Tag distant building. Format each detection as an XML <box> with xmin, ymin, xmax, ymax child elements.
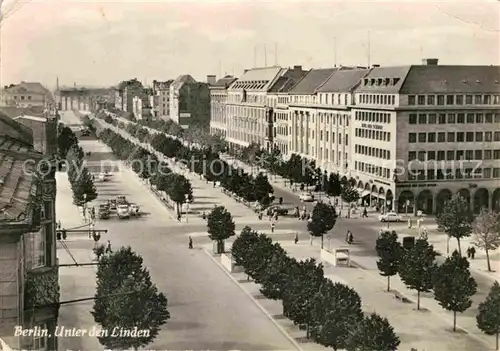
<box><xmin>0</xmin><ymin>113</ymin><xmax>59</xmax><ymax>351</ymax></box>
<box><xmin>0</xmin><ymin>82</ymin><xmax>54</xmax><ymax>109</ymax></box>
<box><xmin>113</xmin><ymin>79</ymin><xmax>144</xmax><ymax>113</ymax></box>
<box><xmin>209</xmin><ymin>75</ymin><xmax>237</xmax><ymax>138</ymax></box>
<box><xmin>152</xmin><ymin>80</ymin><xmax>174</xmax><ymax>119</ymax></box>
<box><xmin>132</xmin><ymin>88</ymin><xmax>153</xmax><ymax>120</ymax></box>
<box><xmin>169</xmin><ymin>75</ymin><xmax>211</xmax><ymax>129</ymax></box>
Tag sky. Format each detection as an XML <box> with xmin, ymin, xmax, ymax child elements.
<box><xmin>0</xmin><ymin>0</ymin><xmax>498</xmax><ymax>89</ymax></box>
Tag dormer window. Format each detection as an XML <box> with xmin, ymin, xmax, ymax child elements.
<box><xmin>377</xmin><ymin>78</ymin><xmax>383</xmax><ymax>86</ymax></box>
<box><xmin>384</xmin><ymin>78</ymin><xmax>390</xmax><ymax>85</ymax></box>
<box><xmin>393</xmin><ymin>78</ymin><xmax>400</xmax><ymax>85</ymax></box>
<box><xmin>363</xmin><ymin>78</ymin><xmax>369</xmax><ymax>85</ymax></box>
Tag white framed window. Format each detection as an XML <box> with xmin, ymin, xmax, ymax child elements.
<box><xmin>31</xmin><ymin>323</ymin><xmax>47</xmax><ymax>350</ymax></box>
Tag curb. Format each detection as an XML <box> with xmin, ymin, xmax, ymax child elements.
<box><xmin>202</xmin><ymin>249</ymin><xmax>304</xmax><ymax>351</ymax></box>
<box><xmin>349</xmin><ymin>257</ymin><xmax>492</xmax><ymax>349</ymax></box>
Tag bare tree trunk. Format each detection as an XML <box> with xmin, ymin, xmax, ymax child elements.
<box><xmin>457</xmin><ymin>238</ymin><xmax>462</xmax><ymax>256</ymax></box>
<box><xmin>387</xmin><ymin>276</ymin><xmax>390</xmax><ymax>292</ymax></box>
<box><xmin>486</xmin><ymin>249</ymin><xmax>491</xmax><ymax>272</ymax></box>
<box><xmin>417</xmin><ymin>290</ymin><xmax>420</xmax><ymax>310</ymax></box>
<box><xmin>495</xmin><ymin>331</ymin><xmax>498</xmax><ymax>351</ymax></box>
<box><xmin>321</xmin><ymin>235</ymin><xmax>324</xmax><ymax>249</ymax></box>
<box><xmin>453</xmin><ymin>311</ymin><xmax>457</xmax><ymax>332</ymax></box>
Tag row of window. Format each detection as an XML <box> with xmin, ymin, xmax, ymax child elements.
<box><xmin>310</xmin><ymin>130</ymin><xmax>348</xmax><ymax>145</ymax></box>
<box><xmin>407</xmin><ymin>168</ymin><xmax>500</xmax><ymax>181</ymax></box>
<box><xmin>409</xmin><ymin>131</ymin><xmax>500</xmax><ymax>144</ymax></box>
<box><xmin>358</xmin><ymin>94</ymin><xmax>396</xmax><ymax>105</ymax></box>
<box><xmin>355</xmin><ymin>111</ymin><xmax>392</xmax><ymax>123</ymax></box>
<box><xmin>293</xmin><ymin>111</ymin><xmax>350</xmax><ymax>126</ymax></box>
<box><xmin>12</xmin><ymin>95</ymin><xmax>33</xmax><ymax>100</ymax></box>
<box><xmin>408</xmin><ymin>94</ymin><xmax>500</xmax><ymax>106</ymax></box>
<box><xmin>408</xmin><ymin>149</ymin><xmax>500</xmax><ymax>162</ymax></box>
<box><xmin>355</xmin><ymin>144</ymin><xmax>391</xmax><ymax>160</ymax></box>
<box><xmin>355</xmin><ymin>161</ymin><xmax>392</xmax><ymax>179</ymax></box>
<box><xmin>355</xmin><ymin>128</ymin><xmax>391</xmax><ymax>142</ymax></box>
<box><xmin>409</xmin><ymin>112</ymin><xmax>500</xmax><ymax>125</ymax></box>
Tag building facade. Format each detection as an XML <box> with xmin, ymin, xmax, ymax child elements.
<box><xmin>209</xmin><ymin>75</ymin><xmax>237</xmax><ymax>138</ymax></box>
<box><xmin>13</xmin><ymin>114</ymin><xmax>58</xmax><ymax>157</ymax></box>
<box><xmin>152</xmin><ymin>80</ymin><xmax>174</xmax><ymax>119</ymax></box>
<box><xmin>223</xmin><ymin>66</ymin><xmax>285</xmax><ymax>150</ymax></box>
<box><xmin>350</xmin><ymin>60</ymin><xmax>500</xmax><ymax>214</ymax></box>
<box><xmin>169</xmin><ymin>75</ymin><xmax>211</xmax><ymax>129</ymax></box>
<box><xmin>267</xmin><ymin>66</ymin><xmax>309</xmax><ymax>156</ymax></box>
<box><xmin>0</xmin><ymin>113</ymin><xmax>59</xmax><ymax>350</ymax></box>
<box><xmin>113</xmin><ymin>79</ymin><xmax>144</xmax><ymax>114</ymax></box>
<box><xmin>0</xmin><ymin>82</ymin><xmax>54</xmax><ymax>109</ymax></box>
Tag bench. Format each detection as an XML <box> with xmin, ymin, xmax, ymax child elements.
<box><xmin>394</xmin><ymin>291</ymin><xmax>411</xmax><ymax>303</ymax></box>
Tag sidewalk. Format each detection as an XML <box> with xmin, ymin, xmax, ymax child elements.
<box><xmin>56</xmin><ymin>172</ymin><xmax>102</xmax><ymax>351</ymax></box>
<box><xmin>399</xmin><ymin>223</ymin><xmax>500</xmax><ymax>282</ymax></box>
<box><xmin>205</xmin><ymin>235</ymin><xmax>492</xmax><ymax>351</ymax></box>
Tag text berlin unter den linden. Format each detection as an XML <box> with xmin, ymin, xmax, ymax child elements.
<box><xmin>14</xmin><ymin>325</ymin><xmax>150</xmax><ymax>338</ymax></box>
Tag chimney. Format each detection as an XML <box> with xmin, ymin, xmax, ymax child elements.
<box><xmin>372</xmin><ymin>64</ymin><xmax>380</xmax><ymax>68</ymax></box>
<box><xmin>293</xmin><ymin>65</ymin><xmax>302</xmax><ymax>71</ymax></box>
<box><xmin>422</xmin><ymin>58</ymin><xmax>439</xmax><ymax>66</ymax></box>
<box><xmin>207</xmin><ymin>75</ymin><xmax>216</xmax><ymax>85</ymax></box>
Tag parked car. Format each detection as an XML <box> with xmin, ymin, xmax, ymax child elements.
<box><xmin>299</xmin><ymin>192</ymin><xmax>315</xmax><ymax>202</ymax></box>
<box><xmin>378</xmin><ymin>212</ymin><xmax>402</xmax><ymax>222</ymax></box>
<box><xmin>266</xmin><ymin>205</ymin><xmax>289</xmax><ymax>216</ymax></box>
<box><xmin>98</xmin><ymin>206</ymin><xmax>110</xmax><ymax>219</ymax></box>
<box><xmin>81</xmin><ymin>129</ymin><xmax>90</xmax><ymax>136</ymax></box>
<box><xmin>117</xmin><ymin>204</ymin><xmax>130</xmax><ymax>219</ymax></box>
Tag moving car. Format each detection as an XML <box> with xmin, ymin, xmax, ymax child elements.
<box><xmin>116</xmin><ymin>195</ymin><xmax>127</xmax><ymax>205</ymax></box>
<box><xmin>108</xmin><ymin>199</ymin><xmax>117</xmax><ymax>210</ymax></box>
<box><xmin>129</xmin><ymin>203</ymin><xmax>140</xmax><ymax>216</ymax></box>
<box><xmin>299</xmin><ymin>192</ymin><xmax>315</xmax><ymax>202</ymax></box>
<box><xmin>378</xmin><ymin>212</ymin><xmax>402</xmax><ymax>222</ymax></box>
<box><xmin>117</xmin><ymin>204</ymin><xmax>130</xmax><ymax>219</ymax></box>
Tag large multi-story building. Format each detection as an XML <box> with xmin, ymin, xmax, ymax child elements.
<box><xmin>132</xmin><ymin>88</ymin><xmax>153</xmax><ymax>120</ymax></box>
<box><xmin>113</xmin><ymin>79</ymin><xmax>144</xmax><ymax>114</ymax></box>
<box><xmin>0</xmin><ymin>113</ymin><xmax>59</xmax><ymax>350</ymax></box>
<box><xmin>348</xmin><ymin>59</ymin><xmax>500</xmax><ymax>214</ymax></box>
<box><xmin>13</xmin><ymin>113</ymin><xmax>58</xmax><ymax>157</ymax></box>
<box><xmin>288</xmin><ymin>68</ymin><xmax>338</xmax><ymax>158</ymax></box>
<box><xmin>0</xmin><ymin>82</ymin><xmax>54</xmax><ymax>109</ymax></box>
<box><xmin>152</xmin><ymin>80</ymin><xmax>174</xmax><ymax>118</ymax></box>
<box><xmin>266</xmin><ymin>66</ymin><xmax>308</xmax><ymax>156</ymax></box>
<box><xmin>169</xmin><ymin>75</ymin><xmax>211</xmax><ymax>129</ymax></box>
<box><xmin>209</xmin><ymin>75</ymin><xmax>237</xmax><ymax>138</ymax></box>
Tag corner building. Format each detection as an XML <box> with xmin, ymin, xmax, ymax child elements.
<box><xmin>351</xmin><ymin>59</ymin><xmax>500</xmax><ymax>214</ymax></box>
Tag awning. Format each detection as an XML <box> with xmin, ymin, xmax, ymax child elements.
<box><xmin>359</xmin><ymin>190</ymin><xmax>371</xmax><ymax>198</ymax></box>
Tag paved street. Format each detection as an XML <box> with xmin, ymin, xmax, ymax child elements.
<box><xmin>57</xmin><ymin>111</ymin><xmax>300</xmax><ymax>350</ymax></box>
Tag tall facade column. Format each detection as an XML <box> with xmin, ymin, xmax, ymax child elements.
<box><xmin>432</xmin><ymin>193</ymin><xmax>437</xmax><ymax>214</ymax></box>
<box><xmin>489</xmin><ymin>192</ymin><xmax>494</xmax><ymax>212</ymax></box>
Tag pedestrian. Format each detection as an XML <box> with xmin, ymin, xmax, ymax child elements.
<box><xmin>271</xmin><ymin>222</ymin><xmax>275</xmax><ymax>233</ymax></box>
<box><xmin>363</xmin><ymin>207</ymin><xmax>368</xmax><ymax>218</ymax></box>
<box><xmin>347</xmin><ymin>231</ymin><xmax>354</xmax><ymax>245</ymax></box>
<box><xmin>469</xmin><ymin>246</ymin><xmax>476</xmax><ymax>259</ymax></box>
<box><xmin>202</xmin><ymin>211</ymin><xmax>206</xmax><ymax>220</ymax></box>
<box><xmin>188</xmin><ymin>236</ymin><xmax>193</xmax><ymax>249</ymax></box>
<box><xmin>177</xmin><ymin>212</ymin><xmax>181</xmax><ymax>222</ymax></box>
<box><xmin>57</xmin><ymin>220</ymin><xmax>61</xmax><ymax>229</ymax></box>
<box><xmin>338</xmin><ymin>210</ymin><xmax>342</xmax><ymax>219</ymax></box>
<box><xmin>258</xmin><ymin>212</ymin><xmax>263</xmax><ymax>220</ymax></box>
<box><xmin>105</xmin><ymin>240</ymin><xmax>112</xmax><ymax>253</ymax></box>
<box><xmin>294</xmin><ymin>232</ymin><xmax>299</xmax><ymax>244</ymax></box>
<box><xmin>279</xmin><ymin>197</ymin><xmax>283</xmax><ymax>205</ymax></box>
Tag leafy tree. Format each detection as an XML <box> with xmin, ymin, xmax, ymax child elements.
<box><xmin>433</xmin><ymin>250</ymin><xmax>477</xmax><ymax>331</ymax></box>
<box><xmin>246</xmin><ymin>236</ymin><xmax>285</xmax><ymax>283</ymax></box>
<box><xmin>57</xmin><ymin>126</ymin><xmax>78</xmax><ymax>159</ymax></box>
<box><xmin>472</xmin><ymin>209</ymin><xmax>500</xmax><ymax>272</ymax></box>
<box><xmin>398</xmin><ymin>239</ymin><xmax>438</xmax><ymax>309</ymax></box>
<box><xmin>259</xmin><ymin>253</ymin><xmax>296</xmax><ymax>300</ymax></box>
<box><xmin>476</xmin><ymin>281</ymin><xmax>500</xmax><ymax>350</ymax></box>
<box><xmin>375</xmin><ymin>230</ymin><xmax>403</xmax><ymax>292</ymax></box>
<box><xmin>252</xmin><ymin>173</ymin><xmax>274</xmax><ymax>205</ymax></box>
<box><xmin>346</xmin><ymin>313</ymin><xmax>400</xmax><ymax>351</ymax></box>
<box><xmin>326</xmin><ymin>173</ymin><xmax>342</xmax><ymax>197</ymax></box>
<box><xmin>307</xmin><ymin>202</ymin><xmax>337</xmax><ymax>248</ymax></box>
<box><xmin>104</xmin><ymin>115</ymin><xmax>114</xmax><ymax>124</ymax></box>
<box><xmin>166</xmin><ymin>174</ymin><xmax>193</xmax><ymax>216</ymax></box>
<box><xmin>282</xmin><ymin>258</ymin><xmax>324</xmax><ymax>338</ymax></box>
<box><xmin>341</xmin><ymin>185</ymin><xmax>360</xmax><ymax>213</ymax></box>
<box><xmin>231</xmin><ymin>226</ymin><xmax>260</xmax><ymax>278</ymax></box>
<box><xmin>92</xmin><ymin>247</ymin><xmax>169</xmax><ymax>350</ymax></box>
<box><xmin>436</xmin><ymin>194</ymin><xmax>473</xmax><ymax>256</ymax></box>
<box><xmin>311</xmin><ymin>280</ymin><xmax>363</xmax><ymax>350</ymax></box>
<box><xmin>207</xmin><ymin>206</ymin><xmax>235</xmax><ymax>253</ymax></box>
<box><xmin>71</xmin><ymin>167</ymin><xmax>98</xmax><ymax>206</ymax></box>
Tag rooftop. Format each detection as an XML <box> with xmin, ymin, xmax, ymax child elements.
<box><xmin>229</xmin><ymin>66</ymin><xmax>283</xmax><ymax>91</ymax></box>
<box><xmin>289</xmin><ymin>68</ymin><xmax>338</xmax><ymax>94</ymax></box>
<box><xmin>173</xmin><ymin>75</ymin><xmax>197</xmax><ymax>89</ymax></box>
<box><xmin>317</xmin><ymin>68</ymin><xmax>371</xmax><ymax>93</ymax></box>
<box><xmin>14</xmin><ymin>115</ymin><xmax>48</xmax><ymax>123</ymax></box>
<box><xmin>4</xmin><ymin>82</ymin><xmax>48</xmax><ymax>95</ymax></box>
<box><xmin>268</xmin><ymin>66</ymin><xmax>308</xmax><ymax>93</ymax></box>
<box><xmin>212</xmin><ymin>75</ymin><xmax>238</xmax><ymax>89</ymax></box>
<box><xmin>0</xmin><ymin>106</ymin><xmax>46</xmax><ymax>119</ymax></box>
<box><xmin>0</xmin><ymin>113</ymin><xmax>38</xmax><ymax>223</ymax></box>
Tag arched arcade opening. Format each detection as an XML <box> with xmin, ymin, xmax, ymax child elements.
<box><xmin>416</xmin><ymin>190</ymin><xmax>433</xmax><ymax>215</ymax></box>
<box><xmin>398</xmin><ymin>190</ymin><xmax>414</xmax><ymax>214</ymax></box>
<box><xmin>473</xmin><ymin>188</ymin><xmax>489</xmax><ymax>214</ymax></box>
<box><xmin>436</xmin><ymin>189</ymin><xmax>452</xmax><ymax>213</ymax></box>
<box><xmin>493</xmin><ymin>189</ymin><xmax>500</xmax><ymax>213</ymax></box>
